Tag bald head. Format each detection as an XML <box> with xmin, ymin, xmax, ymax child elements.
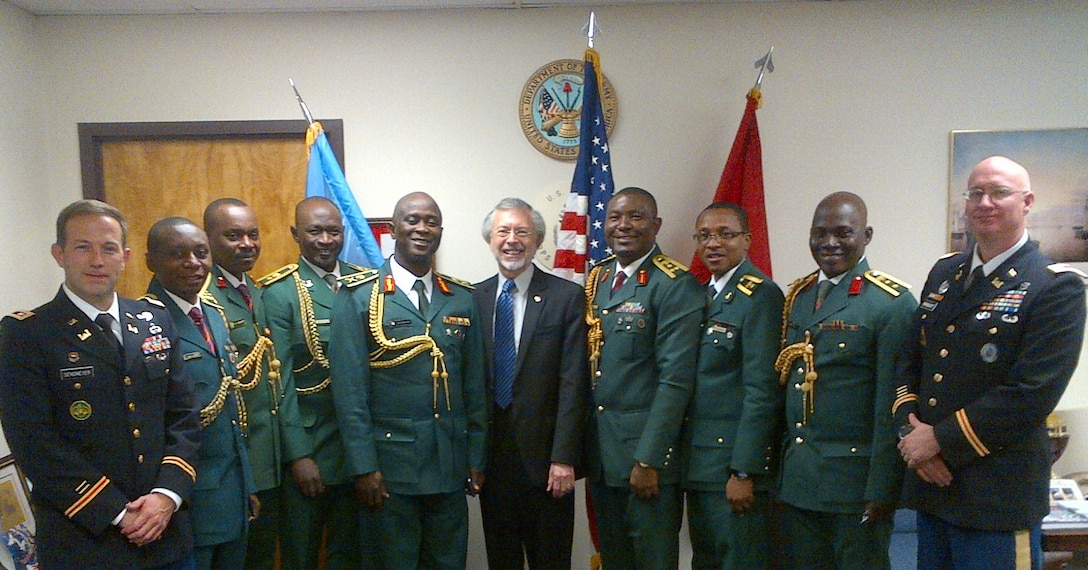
<box><xmin>809</xmin><ymin>192</ymin><xmax>872</xmax><ymax>278</ymax></box>
<box><xmin>965</xmin><ymin>155</ymin><xmax>1034</xmax><ymax>259</ymax></box>
<box><xmin>292</xmin><ymin>197</ymin><xmax>344</xmax><ymax>272</ymax></box>
<box><xmin>392</xmin><ymin>192</ymin><xmax>443</xmax><ymax>276</ymax></box>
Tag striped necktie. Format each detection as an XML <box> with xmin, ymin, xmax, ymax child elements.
<box><xmin>493</xmin><ymin>279</ymin><xmax>516</xmax><ymax>409</ymax></box>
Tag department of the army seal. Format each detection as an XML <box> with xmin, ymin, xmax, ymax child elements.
<box><xmin>519</xmin><ymin>59</ymin><xmax>618</xmax><ymax>161</ymax></box>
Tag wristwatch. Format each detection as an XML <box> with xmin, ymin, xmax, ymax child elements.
<box><xmin>637</xmin><ymin>461</ymin><xmax>651</xmax><ymax>469</ymax></box>
<box><xmin>731</xmin><ymin>471</ymin><xmax>752</xmax><ymax>481</ymax></box>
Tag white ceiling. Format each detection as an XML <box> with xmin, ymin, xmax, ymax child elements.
<box><xmin>7</xmin><ymin>0</ymin><xmax>813</xmax><ymax>16</ymax></box>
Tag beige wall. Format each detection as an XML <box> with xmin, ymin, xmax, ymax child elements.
<box><xmin>4</xmin><ymin>0</ymin><xmax>1088</xmax><ymax>563</ymax></box>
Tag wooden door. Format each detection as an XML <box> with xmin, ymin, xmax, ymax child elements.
<box><xmin>79</xmin><ymin>121</ymin><xmax>344</xmax><ymax>298</ymax></box>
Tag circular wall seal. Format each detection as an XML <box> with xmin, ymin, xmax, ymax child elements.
<box><xmin>519</xmin><ymin>59</ymin><xmax>618</xmax><ymax>161</ymax></box>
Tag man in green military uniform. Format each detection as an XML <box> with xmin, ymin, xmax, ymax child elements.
<box><xmin>201</xmin><ymin>198</ymin><xmax>283</xmax><ymax>570</ymax></box>
<box><xmin>260</xmin><ymin>197</ymin><xmax>365</xmax><ymax>569</ymax></box>
<box><xmin>144</xmin><ymin>217</ymin><xmax>257</xmax><ymax>569</ymax></box>
<box><xmin>681</xmin><ymin>202</ymin><xmax>783</xmax><ymax>570</ymax></box>
<box><xmin>585</xmin><ymin>187</ymin><xmax>703</xmax><ymax>569</ymax></box>
<box><xmin>329</xmin><ymin>191</ymin><xmax>487</xmax><ymax>570</ymax></box>
<box><xmin>776</xmin><ymin>192</ymin><xmax>916</xmax><ymax>569</ymax></box>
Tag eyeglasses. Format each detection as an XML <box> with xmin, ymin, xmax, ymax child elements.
<box><xmin>962</xmin><ymin>186</ymin><xmax>1026</xmax><ymax>203</ymax></box>
<box><xmin>493</xmin><ymin>228</ymin><xmax>534</xmax><ymax>239</ymax></box>
<box><xmin>693</xmin><ymin>230</ymin><xmax>749</xmax><ymax>243</ymax></box>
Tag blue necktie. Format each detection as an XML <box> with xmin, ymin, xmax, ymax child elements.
<box><xmin>493</xmin><ymin>279</ymin><xmax>516</xmax><ymax>409</ymax></box>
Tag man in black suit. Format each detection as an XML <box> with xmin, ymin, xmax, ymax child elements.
<box><xmin>0</xmin><ymin>200</ymin><xmax>201</xmax><ymax>569</ymax></box>
<box><xmin>473</xmin><ymin>198</ymin><xmax>590</xmax><ymax>570</ymax></box>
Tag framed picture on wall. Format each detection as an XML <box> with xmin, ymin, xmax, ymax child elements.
<box><xmin>369</xmin><ymin>218</ymin><xmax>395</xmax><ymax>261</ymax></box>
<box><xmin>948</xmin><ymin>128</ymin><xmax>1088</xmax><ymax>264</ymax></box>
<box><xmin>0</xmin><ymin>459</ymin><xmax>35</xmax><ymax>570</ymax></box>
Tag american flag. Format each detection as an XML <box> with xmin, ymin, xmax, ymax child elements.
<box><xmin>552</xmin><ymin>48</ymin><xmax>614</xmax><ymax>284</ymax></box>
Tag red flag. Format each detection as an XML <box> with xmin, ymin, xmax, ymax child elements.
<box><xmin>690</xmin><ymin>88</ymin><xmax>772</xmax><ymax>282</ymax></box>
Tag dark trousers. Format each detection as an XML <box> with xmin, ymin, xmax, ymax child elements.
<box><xmin>686</xmin><ymin>488</ymin><xmax>772</xmax><ymax>570</ymax></box>
<box><xmin>194</xmin><ymin>534</ymin><xmax>247</xmax><ymax>570</ymax></box>
<box><xmin>480</xmin><ymin>406</ymin><xmax>575</xmax><ymax>570</ymax></box>
<box><xmin>244</xmin><ymin>486</ymin><xmax>281</xmax><ymax>570</ymax></box>
<box><xmin>374</xmin><ymin>491</ymin><xmax>468</xmax><ymax>570</ymax></box>
<box><xmin>916</xmin><ymin>511</ymin><xmax>1042</xmax><ymax>570</ymax></box>
<box><xmin>280</xmin><ymin>479</ymin><xmax>360</xmax><ymax>570</ymax></box>
<box><xmin>588</xmin><ymin>478</ymin><xmax>683</xmax><ymax>570</ymax></box>
<box><xmin>781</xmin><ymin>504</ymin><xmax>892</xmax><ymax>570</ymax></box>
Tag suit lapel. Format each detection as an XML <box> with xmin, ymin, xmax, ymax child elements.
<box><xmin>297</xmin><ymin>261</ymin><xmax>335</xmax><ymax>313</ymax></box>
<box><xmin>428</xmin><ymin>274</ymin><xmax>450</xmax><ymax>323</ymax></box>
<box><xmin>118</xmin><ymin>299</ymin><xmax>145</xmax><ymax>370</ymax></box>
<box><xmin>796</xmin><ymin>261</ymin><xmax>867</xmax><ymax>330</ymax></box>
<box><xmin>514</xmin><ymin>270</ymin><xmax>547</xmax><ymax>375</ymax></box>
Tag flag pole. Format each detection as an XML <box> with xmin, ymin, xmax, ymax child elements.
<box><xmin>289</xmin><ymin>78</ymin><xmax>316</xmax><ymax>126</ymax></box>
<box><xmin>752</xmin><ymin>46</ymin><xmax>775</xmax><ymax>91</ymax></box>
<box><xmin>581</xmin><ymin>11</ymin><xmax>599</xmax><ymax>49</ymax></box>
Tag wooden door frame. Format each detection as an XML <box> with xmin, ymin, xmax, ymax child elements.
<box><xmin>78</xmin><ymin>119</ymin><xmax>345</xmax><ymax>200</ymax></box>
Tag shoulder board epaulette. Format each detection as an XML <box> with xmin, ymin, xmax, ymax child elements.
<box><xmin>138</xmin><ymin>294</ymin><xmax>165</xmax><ymax>308</ymax></box>
<box><xmin>652</xmin><ymin>254</ymin><xmax>689</xmax><ymax>279</ymax></box>
<box><xmin>340</xmin><ymin>269</ymin><xmax>380</xmax><ymax>289</ymax></box>
<box><xmin>6</xmin><ymin>310</ymin><xmax>34</xmax><ymax>321</ymax></box>
<box><xmin>198</xmin><ymin>290</ymin><xmax>225</xmax><ymax>310</ymax></box>
<box><xmin>1048</xmin><ymin>263</ymin><xmax>1088</xmax><ymax>279</ymax></box>
<box><xmin>343</xmin><ymin>262</ymin><xmax>371</xmax><ymax>274</ymax></box>
<box><xmin>257</xmin><ymin>264</ymin><xmax>299</xmax><ymax>287</ymax></box>
<box><xmin>864</xmin><ymin>270</ymin><xmax>911</xmax><ymax>297</ymax></box>
<box><xmin>736</xmin><ymin>274</ymin><xmax>764</xmax><ymax>297</ymax></box>
<box><xmin>939</xmin><ymin>251</ymin><xmax>960</xmax><ymax>260</ymax></box>
<box><xmin>591</xmin><ymin>254</ymin><xmax>616</xmax><ymax>269</ymax></box>
<box><xmin>435</xmin><ymin>272</ymin><xmax>475</xmax><ymax>290</ymax></box>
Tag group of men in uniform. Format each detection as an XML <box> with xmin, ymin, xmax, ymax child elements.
<box><xmin>0</xmin><ymin>154</ymin><xmax>1083</xmax><ymax>570</ymax></box>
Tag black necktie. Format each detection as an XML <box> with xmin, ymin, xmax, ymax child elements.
<box><xmin>95</xmin><ymin>313</ymin><xmax>123</xmax><ymax>358</ymax></box>
<box><xmin>707</xmin><ymin>284</ymin><xmax>717</xmax><ymax>308</ymax></box>
<box><xmin>966</xmin><ymin>266</ymin><xmax>986</xmax><ymax>290</ymax></box>
<box><xmin>413</xmin><ymin>280</ymin><xmax>429</xmax><ymax>317</ymax></box>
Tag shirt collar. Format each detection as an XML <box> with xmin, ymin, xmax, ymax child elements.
<box><xmin>498</xmin><ymin>263</ymin><xmax>535</xmax><ymax>296</ymax></box>
<box><xmin>162</xmin><ymin>288</ymin><xmax>201</xmax><ymax>316</ymax></box>
<box><xmin>971</xmin><ymin>231</ymin><xmax>1029</xmax><ymax>277</ymax></box>
<box><xmin>708</xmin><ymin>260</ymin><xmax>744</xmax><ymax>295</ymax></box>
<box><xmin>390</xmin><ymin>255</ymin><xmax>433</xmax><ymax>295</ymax></box>
<box><xmin>62</xmin><ymin>284</ymin><xmax>119</xmax><ymax>323</ymax></box>
<box><xmin>615</xmin><ymin>247</ymin><xmax>657</xmax><ymax>277</ymax></box>
<box><xmin>217</xmin><ymin>265</ymin><xmax>245</xmax><ymax>288</ymax></box>
<box><xmin>301</xmin><ymin>257</ymin><xmax>340</xmax><ymax>280</ymax></box>
<box><xmin>819</xmin><ymin>255</ymin><xmax>867</xmax><ymax>285</ymax></box>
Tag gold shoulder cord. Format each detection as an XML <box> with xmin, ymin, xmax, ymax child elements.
<box><xmin>775</xmin><ymin>273</ymin><xmax>819</xmax><ymax>425</ymax></box>
<box><xmin>199</xmin><ymin>345</ymin><xmax>247</xmax><ymax>433</ymax></box>
<box><xmin>200</xmin><ymin>292</ymin><xmax>282</xmax><ymax>396</ymax></box>
<box><xmin>294</xmin><ymin>272</ymin><xmax>331</xmax><ymax>395</ymax></box>
<box><xmin>585</xmin><ymin>264</ymin><xmax>604</xmax><ymax>388</ymax></box>
<box><xmin>366</xmin><ymin>280</ymin><xmax>451</xmax><ymax>410</ymax></box>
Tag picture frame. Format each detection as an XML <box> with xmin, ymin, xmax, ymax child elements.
<box><xmin>0</xmin><ymin>459</ymin><xmax>35</xmax><ymax>570</ymax></box>
<box><xmin>948</xmin><ymin>128</ymin><xmax>1088</xmax><ymax>265</ymax></box>
<box><xmin>368</xmin><ymin>218</ymin><xmax>395</xmax><ymax>260</ymax></box>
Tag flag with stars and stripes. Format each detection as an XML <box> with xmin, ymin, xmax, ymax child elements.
<box><xmin>552</xmin><ymin>47</ymin><xmax>615</xmax><ymax>284</ymax></box>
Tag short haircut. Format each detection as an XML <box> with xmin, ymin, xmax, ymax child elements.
<box><xmin>203</xmin><ymin>197</ymin><xmax>250</xmax><ymax>229</ymax></box>
<box><xmin>481</xmin><ymin>197</ymin><xmax>546</xmax><ymax>243</ymax></box>
<box><xmin>56</xmin><ymin>200</ymin><xmax>128</xmax><ymax>248</ymax></box>
<box><xmin>700</xmin><ymin>201</ymin><xmax>750</xmax><ymax>233</ymax></box>
<box><xmin>611</xmin><ymin>186</ymin><xmax>658</xmax><ymax>217</ymax></box>
<box><xmin>147</xmin><ymin>217</ymin><xmax>199</xmax><ymax>252</ymax></box>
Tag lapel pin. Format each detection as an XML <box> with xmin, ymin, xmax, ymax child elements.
<box><xmin>77</xmin><ymin>329</ymin><xmax>92</xmax><ymax>341</ymax></box>
<box><xmin>534</xmin><ymin>295</ymin><xmax>542</xmax><ymax>303</ymax></box>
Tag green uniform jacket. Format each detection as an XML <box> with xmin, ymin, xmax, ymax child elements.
<box><xmin>328</xmin><ymin>261</ymin><xmax>488</xmax><ymax>495</ymax></box>
<box><xmin>147</xmin><ymin>281</ymin><xmax>255</xmax><ymax>548</ymax></box>
<box><xmin>262</xmin><ymin>259</ymin><xmax>363</xmax><ymax>486</ymax></box>
<box><xmin>682</xmin><ymin>259</ymin><xmax>784</xmax><ymax>491</ymax></box>
<box><xmin>203</xmin><ymin>265</ymin><xmax>283</xmax><ymax>492</ymax></box>
<box><xmin>586</xmin><ymin>248</ymin><xmax>703</xmax><ymax>488</ymax></box>
<box><xmin>778</xmin><ymin>260</ymin><xmax>916</xmax><ymax>513</ymax></box>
